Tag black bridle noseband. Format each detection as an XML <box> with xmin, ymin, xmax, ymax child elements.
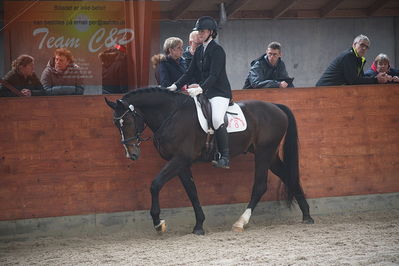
<box><xmin>113</xmin><ymin>105</ymin><xmax>150</xmax><ymax>148</ymax></box>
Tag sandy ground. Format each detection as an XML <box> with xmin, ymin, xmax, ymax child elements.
<box><xmin>1</xmin><ymin>210</ymin><xmax>398</xmax><ymax>266</ymax></box>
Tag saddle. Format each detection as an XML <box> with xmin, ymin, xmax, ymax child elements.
<box><xmin>197</xmin><ymin>94</ymin><xmax>234</xmax><ymax>159</ymax></box>
<box><xmin>197</xmin><ymin>94</ymin><xmax>233</xmax><ymax>130</ymax></box>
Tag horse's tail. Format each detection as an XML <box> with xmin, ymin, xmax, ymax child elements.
<box><xmin>274</xmin><ymin>103</ymin><xmax>302</xmax><ymax>206</ymax></box>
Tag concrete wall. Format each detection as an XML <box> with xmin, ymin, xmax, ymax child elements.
<box><xmin>159</xmin><ymin>17</ymin><xmax>398</xmax><ymax>89</ymax></box>
<box><xmin>1</xmin><ymin>17</ymin><xmax>398</xmax><ymax>91</ymax></box>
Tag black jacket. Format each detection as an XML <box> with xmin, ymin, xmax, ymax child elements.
<box><xmin>316</xmin><ymin>48</ymin><xmax>377</xmax><ymax>86</ymax></box>
<box><xmin>182</xmin><ymin>46</ymin><xmax>193</xmax><ymax>70</ymax></box>
<box><xmin>243</xmin><ymin>55</ymin><xmax>293</xmax><ymax>89</ymax></box>
<box><xmin>0</xmin><ymin>69</ymin><xmax>44</xmax><ymax>97</ymax></box>
<box><xmin>175</xmin><ymin>39</ymin><xmax>232</xmax><ymax>99</ymax></box>
<box><xmin>41</xmin><ymin>58</ymin><xmax>84</xmax><ymax>95</ymax></box>
<box><xmin>159</xmin><ymin>55</ymin><xmax>186</xmax><ymax>89</ymax></box>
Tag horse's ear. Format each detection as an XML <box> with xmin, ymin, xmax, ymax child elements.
<box><xmin>104</xmin><ymin>97</ymin><xmax>116</xmax><ymax>110</ymax></box>
<box><xmin>116</xmin><ymin>99</ymin><xmax>129</xmax><ymax>109</ymax></box>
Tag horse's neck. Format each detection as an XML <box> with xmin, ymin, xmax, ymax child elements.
<box><xmin>127</xmin><ymin>92</ymin><xmax>181</xmax><ymax>132</ymax></box>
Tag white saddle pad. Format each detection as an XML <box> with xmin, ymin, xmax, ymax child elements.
<box><xmin>193</xmin><ymin>96</ymin><xmax>247</xmax><ymax>134</ymax></box>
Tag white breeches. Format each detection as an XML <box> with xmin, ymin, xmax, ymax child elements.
<box><xmin>209</xmin><ymin>96</ymin><xmax>230</xmax><ymax>130</ymax></box>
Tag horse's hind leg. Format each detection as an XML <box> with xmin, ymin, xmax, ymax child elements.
<box><xmin>270</xmin><ymin>157</ymin><xmax>314</xmax><ymax>224</ymax></box>
<box><xmin>232</xmin><ymin>147</ymin><xmax>274</xmax><ymax>232</ymax></box>
<box><xmin>178</xmin><ymin>167</ymin><xmax>205</xmax><ymax>235</ymax></box>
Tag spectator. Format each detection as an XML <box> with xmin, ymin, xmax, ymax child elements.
<box><xmin>41</xmin><ymin>48</ymin><xmax>84</xmax><ymax>95</ymax></box>
<box><xmin>0</xmin><ymin>54</ymin><xmax>44</xmax><ymax>97</ymax></box>
<box><xmin>158</xmin><ymin>37</ymin><xmax>187</xmax><ymax>89</ymax></box>
<box><xmin>182</xmin><ymin>30</ymin><xmax>201</xmax><ymax>69</ymax></box>
<box><xmin>316</xmin><ymin>34</ymin><xmax>388</xmax><ymax>86</ymax></box>
<box><xmin>364</xmin><ymin>53</ymin><xmax>399</xmax><ymax>83</ymax></box>
<box><xmin>99</xmin><ymin>44</ymin><xmax>129</xmax><ymax>94</ymax></box>
<box><xmin>243</xmin><ymin>41</ymin><xmax>294</xmax><ymax>89</ymax></box>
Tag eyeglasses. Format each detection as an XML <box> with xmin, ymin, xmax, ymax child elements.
<box><xmin>358</xmin><ymin>43</ymin><xmax>369</xmax><ymax>50</ymax></box>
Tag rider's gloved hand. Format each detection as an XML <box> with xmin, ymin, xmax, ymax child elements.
<box><xmin>187</xmin><ymin>86</ymin><xmax>203</xmax><ymax>97</ymax></box>
<box><xmin>166</xmin><ymin>84</ymin><xmax>177</xmax><ymax>91</ymax></box>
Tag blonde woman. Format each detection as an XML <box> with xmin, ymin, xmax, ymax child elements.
<box><xmin>158</xmin><ymin>37</ymin><xmax>187</xmax><ymax>89</ymax></box>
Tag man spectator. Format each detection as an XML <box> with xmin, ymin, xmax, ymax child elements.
<box><xmin>316</xmin><ymin>34</ymin><xmax>388</xmax><ymax>86</ymax></box>
<box><xmin>243</xmin><ymin>41</ymin><xmax>294</xmax><ymax>89</ymax></box>
<box><xmin>182</xmin><ymin>30</ymin><xmax>201</xmax><ymax>69</ymax></box>
<box><xmin>41</xmin><ymin>48</ymin><xmax>84</xmax><ymax>95</ymax></box>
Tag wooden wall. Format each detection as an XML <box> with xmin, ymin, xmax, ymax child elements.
<box><xmin>0</xmin><ymin>84</ymin><xmax>398</xmax><ymax>221</ymax></box>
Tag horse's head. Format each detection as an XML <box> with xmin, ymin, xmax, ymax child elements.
<box><xmin>105</xmin><ymin>97</ymin><xmax>146</xmax><ymax>161</ymax></box>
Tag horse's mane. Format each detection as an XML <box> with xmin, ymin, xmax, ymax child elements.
<box><xmin>122</xmin><ymin>86</ymin><xmax>191</xmax><ymax>104</ymax></box>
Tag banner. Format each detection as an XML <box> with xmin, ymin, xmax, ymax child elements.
<box><xmin>4</xmin><ymin>1</ymin><xmax>159</xmax><ymax>93</ymax></box>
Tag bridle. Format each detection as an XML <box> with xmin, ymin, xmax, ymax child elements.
<box><xmin>113</xmin><ymin>104</ymin><xmax>151</xmax><ymax>148</ymax></box>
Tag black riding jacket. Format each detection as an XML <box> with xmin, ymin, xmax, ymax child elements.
<box><xmin>175</xmin><ymin>39</ymin><xmax>232</xmax><ymax>99</ymax></box>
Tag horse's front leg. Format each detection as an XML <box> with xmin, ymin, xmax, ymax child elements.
<box><xmin>150</xmin><ymin>157</ymin><xmax>185</xmax><ymax>233</ymax></box>
<box><xmin>178</xmin><ymin>167</ymin><xmax>205</xmax><ymax>235</ymax></box>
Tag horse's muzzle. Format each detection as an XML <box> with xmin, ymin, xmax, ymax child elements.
<box><xmin>129</xmin><ymin>153</ymin><xmax>139</xmax><ymax>160</ymax></box>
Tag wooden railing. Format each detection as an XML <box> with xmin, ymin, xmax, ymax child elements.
<box><xmin>0</xmin><ymin>84</ymin><xmax>398</xmax><ymax>221</ymax></box>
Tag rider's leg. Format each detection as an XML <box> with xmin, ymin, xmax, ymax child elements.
<box><xmin>209</xmin><ymin>96</ymin><xmax>230</xmax><ymax>169</ymax></box>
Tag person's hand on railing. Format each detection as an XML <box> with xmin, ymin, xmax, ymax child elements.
<box><xmin>166</xmin><ymin>84</ymin><xmax>177</xmax><ymax>91</ymax></box>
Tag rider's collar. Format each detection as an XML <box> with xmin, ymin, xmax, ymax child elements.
<box><xmin>203</xmin><ymin>38</ymin><xmax>212</xmax><ymax>52</ymax></box>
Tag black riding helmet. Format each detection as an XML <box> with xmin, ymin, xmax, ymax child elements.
<box><xmin>193</xmin><ymin>16</ymin><xmax>218</xmax><ymax>38</ymax></box>
<box><xmin>193</xmin><ymin>16</ymin><xmax>217</xmax><ymax>31</ymax></box>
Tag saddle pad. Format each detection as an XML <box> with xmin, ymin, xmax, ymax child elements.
<box><xmin>193</xmin><ymin>96</ymin><xmax>247</xmax><ymax>134</ymax></box>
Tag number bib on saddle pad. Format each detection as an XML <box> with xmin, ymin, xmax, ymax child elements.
<box><xmin>193</xmin><ymin>96</ymin><xmax>247</xmax><ymax>134</ymax></box>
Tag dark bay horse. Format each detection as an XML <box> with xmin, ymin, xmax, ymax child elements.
<box><xmin>105</xmin><ymin>86</ymin><xmax>314</xmax><ymax>235</ymax></box>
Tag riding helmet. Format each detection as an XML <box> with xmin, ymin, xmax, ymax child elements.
<box><xmin>193</xmin><ymin>16</ymin><xmax>218</xmax><ymax>31</ymax></box>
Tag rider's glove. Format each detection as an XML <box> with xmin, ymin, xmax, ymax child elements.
<box><xmin>187</xmin><ymin>86</ymin><xmax>203</xmax><ymax>97</ymax></box>
<box><xmin>166</xmin><ymin>84</ymin><xmax>177</xmax><ymax>91</ymax></box>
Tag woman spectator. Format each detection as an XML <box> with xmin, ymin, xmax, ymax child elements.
<box><xmin>158</xmin><ymin>37</ymin><xmax>187</xmax><ymax>90</ymax></box>
<box><xmin>40</xmin><ymin>48</ymin><xmax>84</xmax><ymax>95</ymax></box>
<box><xmin>0</xmin><ymin>55</ymin><xmax>44</xmax><ymax>97</ymax></box>
<box><xmin>364</xmin><ymin>53</ymin><xmax>399</xmax><ymax>83</ymax></box>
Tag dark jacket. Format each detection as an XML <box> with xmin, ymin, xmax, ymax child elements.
<box><xmin>243</xmin><ymin>55</ymin><xmax>293</xmax><ymax>89</ymax></box>
<box><xmin>364</xmin><ymin>62</ymin><xmax>399</xmax><ymax>80</ymax></box>
<box><xmin>316</xmin><ymin>48</ymin><xmax>377</xmax><ymax>86</ymax></box>
<box><xmin>159</xmin><ymin>55</ymin><xmax>186</xmax><ymax>89</ymax></box>
<box><xmin>99</xmin><ymin>48</ymin><xmax>128</xmax><ymax>94</ymax></box>
<box><xmin>175</xmin><ymin>39</ymin><xmax>232</xmax><ymax>99</ymax></box>
<box><xmin>0</xmin><ymin>69</ymin><xmax>44</xmax><ymax>97</ymax></box>
<box><xmin>182</xmin><ymin>46</ymin><xmax>193</xmax><ymax>70</ymax></box>
<box><xmin>40</xmin><ymin>58</ymin><xmax>84</xmax><ymax>95</ymax></box>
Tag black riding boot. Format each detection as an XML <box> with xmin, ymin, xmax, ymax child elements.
<box><xmin>212</xmin><ymin>125</ymin><xmax>230</xmax><ymax>169</ymax></box>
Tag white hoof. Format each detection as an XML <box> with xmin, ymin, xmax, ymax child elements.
<box><xmin>155</xmin><ymin>220</ymin><xmax>166</xmax><ymax>233</ymax></box>
<box><xmin>232</xmin><ymin>224</ymin><xmax>244</xmax><ymax>232</ymax></box>
<box><xmin>232</xmin><ymin>208</ymin><xmax>251</xmax><ymax>233</ymax></box>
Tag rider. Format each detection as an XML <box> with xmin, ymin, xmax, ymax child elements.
<box><xmin>167</xmin><ymin>16</ymin><xmax>232</xmax><ymax>169</ymax></box>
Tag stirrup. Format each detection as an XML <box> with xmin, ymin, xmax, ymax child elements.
<box><xmin>212</xmin><ymin>157</ymin><xmax>230</xmax><ymax>169</ymax></box>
